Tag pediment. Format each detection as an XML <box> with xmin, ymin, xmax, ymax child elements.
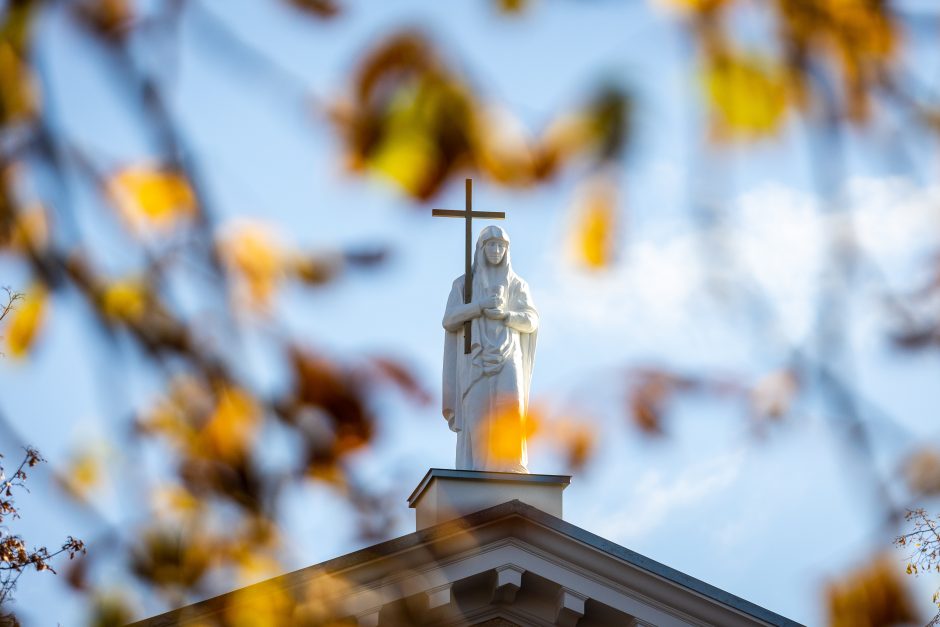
<box><xmin>133</xmin><ymin>500</ymin><xmax>801</xmax><ymax>626</ymax></box>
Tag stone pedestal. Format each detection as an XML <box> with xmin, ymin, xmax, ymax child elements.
<box><xmin>408</xmin><ymin>468</ymin><xmax>570</xmax><ymax>530</ymax></box>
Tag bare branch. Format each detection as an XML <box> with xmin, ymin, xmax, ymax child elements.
<box><xmin>0</xmin><ymin>288</ymin><xmax>22</xmax><ymax>324</ymax></box>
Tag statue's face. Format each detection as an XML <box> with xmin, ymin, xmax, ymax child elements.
<box><xmin>483</xmin><ymin>239</ymin><xmax>507</xmax><ymax>265</ymax></box>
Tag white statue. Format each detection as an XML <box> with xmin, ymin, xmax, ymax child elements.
<box><xmin>442</xmin><ymin>225</ymin><xmax>538</xmax><ymax>473</ymax></box>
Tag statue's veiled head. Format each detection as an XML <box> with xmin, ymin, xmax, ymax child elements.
<box><xmin>476</xmin><ymin>225</ymin><xmax>510</xmax><ymax>267</ymax></box>
<box><xmin>484</xmin><ymin>239</ymin><xmax>507</xmax><ymax>265</ymax></box>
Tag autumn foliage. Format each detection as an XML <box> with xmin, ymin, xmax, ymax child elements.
<box><xmin>0</xmin><ymin>447</ymin><xmax>85</xmax><ymax>610</ymax></box>
<box><xmin>0</xmin><ymin>0</ymin><xmax>938</xmax><ymax>625</ymax></box>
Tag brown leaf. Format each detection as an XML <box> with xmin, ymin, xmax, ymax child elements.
<box><xmin>367</xmin><ymin>356</ymin><xmax>432</xmax><ymax>405</ymax></box>
<box><xmin>494</xmin><ymin>0</ymin><xmax>529</xmax><ymax>14</ymax></box>
<box><xmin>284</xmin><ymin>0</ymin><xmax>341</xmax><ymax>19</ymax></box>
<box><xmin>74</xmin><ymin>0</ymin><xmax>134</xmax><ymax>42</ymax></box>
<box><xmin>776</xmin><ymin>0</ymin><xmax>896</xmax><ymax>124</ymax></box>
<box><xmin>536</xmin><ymin>85</ymin><xmax>630</xmax><ymax>177</ymax></box>
<box><xmin>904</xmin><ymin>449</ymin><xmax>940</xmax><ymax>496</ymax></box>
<box><xmin>750</xmin><ymin>369</ymin><xmax>800</xmax><ymax>421</ymax></box>
<box><xmin>290</xmin><ymin>253</ymin><xmax>341</xmax><ymax>286</ymax></box>
<box><xmin>826</xmin><ymin>554</ymin><xmax>919</xmax><ymax>627</ymax></box>
<box><xmin>627</xmin><ymin>369</ymin><xmax>698</xmax><ymax>436</ymax></box>
<box><xmin>0</xmin><ymin>42</ymin><xmax>38</xmax><ymax>125</ymax></box>
<box><xmin>286</xmin><ymin>348</ymin><xmax>374</xmax><ymax>469</ymax></box>
<box><xmin>130</xmin><ymin>527</ymin><xmax>211</xmax><ymax>589</ymax></box>
<box><xmin>557</xmin><ymin>419</ymin><xmax>595</xmax><ymax>473</ymax></box>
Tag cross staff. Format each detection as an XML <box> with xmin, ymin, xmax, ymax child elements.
<box><xmin>432</xmin><ymin>178</ymin><xmax>505</xmax><ymax>354</ymax></box>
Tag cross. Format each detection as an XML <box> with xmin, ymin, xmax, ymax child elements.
<box><xmin>432</xmin><ymin>178</ymin><xmax>505</xmax><ymax>354</ymax></box>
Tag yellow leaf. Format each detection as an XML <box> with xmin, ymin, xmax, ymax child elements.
<box><xmin>571</xmin><ymin>176</ymin><xmax>618</xmax><ymax>269</ymax></box>
<box><xmin>101</xmin><ymin>279</ymin><xmax>148</xmax><ymax>323</ymax></box>
<box><xmin>151</xmin><ymin>485</ymin><xmax>201</xmax><ymax>520</ymax></box>
<box><xmin>219</xmin><ymin>222</ymin><xmax>286</xmax><ymax>311</ymax></box>
<box><xmin>370</xmin><ymin>127</ymin><xmax>440</xmax><ymax>197</ymax></box>
<box><xmin>108</xmin><ymin>166</ymin><xmax>196</xmax><ymax>233</ymax></box>
<box><xmin>3</xmin><ymin>285</ymin><xmax>47</xmax><ymax>358</ymax></box>
<box><xmin>59</xmin><ymin>448</ymin><xmax>103</xmax><ymax>501</ymax></box>
<box><xmin>231</xmin><ymin>548</ymin><xmax>282</xmax><ymax>586</ymax></box>
<box><xmin>225</xmin><ymin>579</ymin><xmax>293</xmax><ymax>627</ymax></box>
<box><xmin>333</xmin><ymin>34</ymin><xmax>477</xmax><ymax>200</ymax></box>
<box><xmin>366</xmin><ymin>80</ymin><xmax>447</xmax><ymax>198</ymax></box>
<box><xmin>703</xmin><ymin>53</ymin><xmax>789</xmax><ymax>139</ymax></box>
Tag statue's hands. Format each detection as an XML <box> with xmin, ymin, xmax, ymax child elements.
<box><xmin>479</xmin><ymin>294</ymin><xmax>502</xmax><ymax>310</ymax></box>
<box><xmin>483</xmin><ymin>307</ymin><xmax>509</xmax><ymax>321</ymax></box>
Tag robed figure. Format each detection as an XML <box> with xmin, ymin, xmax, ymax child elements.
<box><xmin>442</xmin><ymin>226</ymin><xmax>538</xmax><ymax>473</ymax></box>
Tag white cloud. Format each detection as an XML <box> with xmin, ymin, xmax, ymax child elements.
<box><xmin>542</xmin><ymin>175</ymin><xmax>940</xmax><ymax>351</ymax></box>
<box><xmin>591</xmin><ymin>449</ymin><xmax>746</xmax><ymax>541</ymax></box>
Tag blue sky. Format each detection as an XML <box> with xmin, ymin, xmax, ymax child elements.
<box><xmin>2</xmin><ymin>0</ymin><xmax>940</xmax><ymax>624</ymax></box>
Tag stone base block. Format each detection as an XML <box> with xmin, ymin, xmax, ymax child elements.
<box><xmin>407</xmin><ymin>468</ymin><xmax>570</xmax><ymax>530</ymax></box>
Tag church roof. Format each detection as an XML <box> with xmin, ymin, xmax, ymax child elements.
<box><xmin>132</xmin><ymin>499</ymin><xmax>804</xmax><ymax>626</ymax></box>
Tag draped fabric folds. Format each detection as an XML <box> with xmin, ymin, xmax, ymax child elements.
<box><xmin>442</xmin><ymin>226</ymin><xmax>538</xmax><ymax>473</ymax></box>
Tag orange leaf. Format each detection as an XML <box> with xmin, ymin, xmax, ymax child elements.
<box><xmin>826</xmin><ymin>554</ymin><xmax>918</xmax><ymax>627</ymax></box>
<box><xmin>199</xmin><ymin>387</ymin><xmax>260</xmax><ymax>462</ymax></box>
<box><xmin>0</xmin><ymin>42</ymin><xmax>38</xmax><ymax>125</ymax></box>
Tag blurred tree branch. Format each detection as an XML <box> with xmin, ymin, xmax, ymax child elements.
<box><xmin>0</xmin><ymin>288</ymin><xmax>21</xmax><ymax>324</ymax></box>
<box><xmin>0</xmin><ymin>0</ymin><xmax>938</xmax><ymax>623</ymax></box>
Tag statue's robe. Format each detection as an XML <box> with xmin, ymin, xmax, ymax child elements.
<box><xmin>442</xmin><ymin>273</ymin><xmax>538</xmax><ymax>473</ymax></box>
